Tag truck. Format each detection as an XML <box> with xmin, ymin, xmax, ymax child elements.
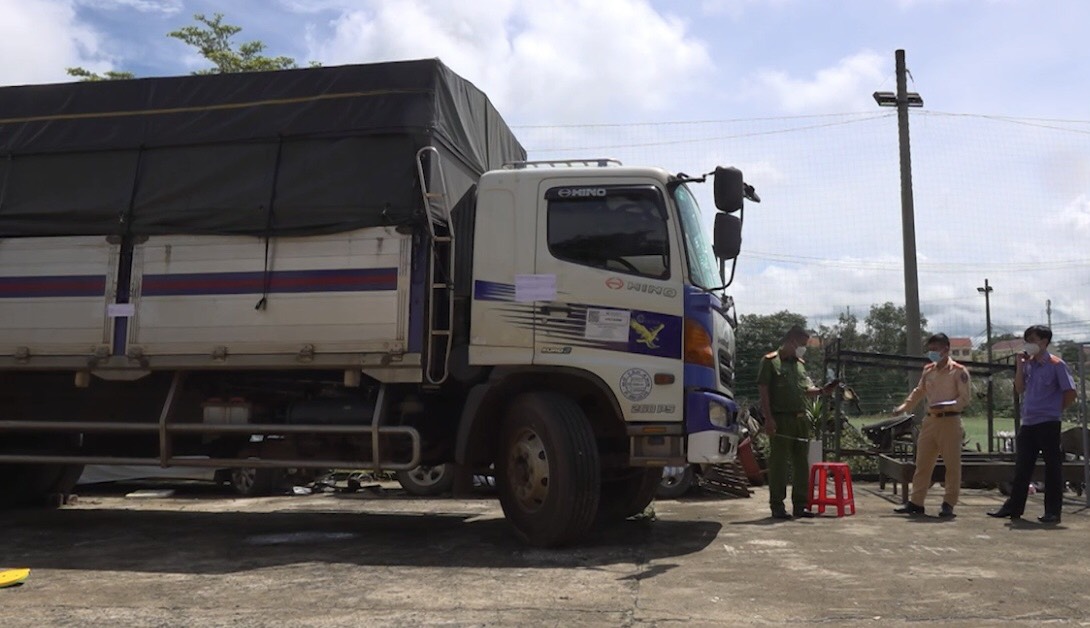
<box><xmin>0</xmin><ymin>59</ymin><xmax>754</xmax><ymax>547</ymax></box>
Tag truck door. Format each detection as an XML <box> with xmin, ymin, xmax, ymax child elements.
<box><xmin>532</xmin><ymin>180</ymin><xmax>685</xmax><ymax>422</ymax></box>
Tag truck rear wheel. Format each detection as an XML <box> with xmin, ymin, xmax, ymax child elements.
<box><xmin>229</xmin><ymin>468</ymin><xmax>284</xmax><ymax>497</ymax></box>
<box><xmin>496</xmin><ymin>393</ymin><xmax>600</xmax><ymax>547</ymax></box>
<box><xmin>0</xmin><ymin>463</ymin><xmax>84</xmax><ymax>508</ymax></box>
<box><xmin>656</xmin><ymin>465</ymin><xmax>696</xmax><ymax>499</ymax></box>
<box><xmin>396</xmin><ymin>464</ymin><xmax>455</xmax><ymax>496</ymax></box>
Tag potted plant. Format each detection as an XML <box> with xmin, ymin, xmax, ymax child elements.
<box><xmin>804</xmin><ymin>395</ymin><xmax>827</xmax><ymax>467</ymax></box>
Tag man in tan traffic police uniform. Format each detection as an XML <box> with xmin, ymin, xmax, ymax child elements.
<box><xmin>891</xmin><ymin>333</ymin><xmax>972</xmax><ymax>518</ymax></box>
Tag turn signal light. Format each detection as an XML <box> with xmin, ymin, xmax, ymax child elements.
<box><xmin>684</xmin><ymin>318</ymin><xmax>714</xmax><ymax>368</ymax></box>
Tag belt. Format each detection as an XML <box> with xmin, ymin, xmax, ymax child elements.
<box><xmin>927</xmin><ymin>411</ymin><xmax>961</xmax><ymax>418</ymax></box>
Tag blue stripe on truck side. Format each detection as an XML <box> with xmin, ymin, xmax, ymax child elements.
<box><xmin>141</xmin><ymin>268</ymin><xmax>398</xmax><ymax>296</ymax></box>
<box><xmin>0</xmin><ymin>275</ymin><xmax>107</xmax><ymax>298</ymax></box>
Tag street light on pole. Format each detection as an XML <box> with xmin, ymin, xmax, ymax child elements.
<box><xmin>978</xmin><ymin>279</ymin><xmax>994</xmax><ymax>451</ymax></box>
<box><xmin>874</xmin><ymin>49</ymin><xmax>924</xmax><ymax>359</ymax></box>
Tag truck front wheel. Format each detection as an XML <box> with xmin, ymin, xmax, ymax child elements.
<box><xmin>496</xmin><ymin>393</ymin><xmax>600</xmax><ymax>547</ymax></box>
<box><xmin>597</xmin><ymin>468</ymin><xmax>662</xmax><ymax>524</ymax></box>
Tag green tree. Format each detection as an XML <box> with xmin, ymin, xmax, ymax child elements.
<box><xmin>168</xmin><ymin>13</ymin><xmax>299</xmax><ymax>74</ymax></box>
<box><xmin>65</xmin><ymin>67</ymin><xmax>135</xmax><ymax>81</ymax></box>
<box><xmin>855</xmin><ymin>302</ymin><xmax>932</xmax><ymax>412</ymax></box>
<box><xmin>818</xmin><ymin>310</ymin><xmax>865</xmax><ymax>410</ymax></box>
<box><xmin>67</xmin><ymin>13</ymin><xmax>310</xmax><ymax>81</ymax></box>
<box><xmin>862</xmin><ymin>301</ymin><xmax>929</xmax><ymax>355</ymax></box>
<box><xmin>817</xmin><ymin>310</ymin><xmax>863</xmax><ymax>351</ymax></box>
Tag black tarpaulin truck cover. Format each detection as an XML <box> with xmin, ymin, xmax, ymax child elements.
<box><xmin>0</xmin><ymin>58</ymin><xmax>525</xmax><ymax>237</ymax></box>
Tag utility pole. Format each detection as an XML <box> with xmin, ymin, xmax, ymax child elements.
<box><xmin>978</xmin><ymin>279</ymin><xmax>994</xmax><ymax>451</ymax></box>
<box><xmin>979</xmin><ymin>279</ymin><xmax>994</xmax><ymax>363</ymax></box>
<box><xmin>1047</xmin><ymin>299</ymin><xmax>1052</xmax><ymax>328</ymax></box>
<box><xmin>874</xmin><ymin>50</ymin><xmax>924</xmax><ymax>358</ymax></box>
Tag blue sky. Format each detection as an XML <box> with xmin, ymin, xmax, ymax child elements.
<box><xmin>4</xmin><ymin>0</ymin><xmax>1090</xmax><ymax>344</ymax></box>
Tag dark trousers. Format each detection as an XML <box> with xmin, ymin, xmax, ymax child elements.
<box><xmin>767</xmin><ymin>413</ymin><xmax>810</xmax><ymax>513</ymax></box>
<box><xmin>1005</xmin><ymin>421</ymin><xmax>1064</xmax><ymax>516</ymax></box>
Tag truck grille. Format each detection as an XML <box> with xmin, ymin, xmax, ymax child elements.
<box><xmin>717</xmin><ymin>349</ymin><xmax>734</xmax><ymax>389</ymax></box>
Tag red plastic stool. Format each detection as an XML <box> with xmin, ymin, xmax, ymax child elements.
<box><xmin>807</xmin><ymin>462</ymin><xmax>856</xmax><ymax>517</ymax></box>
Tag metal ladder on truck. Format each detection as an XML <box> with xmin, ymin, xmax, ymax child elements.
<box><xmin>415</xmin><ymin>147</ymin><xmax>455</xmax><ymax>385</ymax></box>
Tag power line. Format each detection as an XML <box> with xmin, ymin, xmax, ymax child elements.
<box><xmin>512</xmin><ymin>111</ymin><xmax>897</xmax><ymax>129</ymax></box>
<box><xmin>524</xmin><ymin>113</ymin><xmax>893</xmax><ymax>152</ymax></box>
<box><xmin>746</xmin><ymin>250</ymin><xmax>1090</xmax><ymax>273</ymax></box>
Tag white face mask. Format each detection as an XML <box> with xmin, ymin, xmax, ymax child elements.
<box><xmin>1023</xmin><ymin>343</ymin><xmax>1040</xmax><ymax>356</ymax></box>
<box><xmin>795</xmin><ymin>346</ymin><xmax>807</xmax><ymax>359</ymax></box>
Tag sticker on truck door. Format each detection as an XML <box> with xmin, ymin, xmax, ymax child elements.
<box><xmin>585</xmin><ymin>308</ymin><xmax>630</xmax><ymax>342</ymax></box>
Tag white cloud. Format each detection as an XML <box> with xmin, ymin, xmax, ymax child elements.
<box><xmin>1047</xmin><ymin>194</ymin><xmax>1090</xmax><ymax>234</ymax></box>
<box><xmin>700</xmin><ymin>0</ymin><xmax>794</xmax><ymax>18</ymax></box>
<box><xmin>307</xmin><ymin>0</ymin><xmax>712</xmax><ymax>122</ymax></box>
<box><xmin>76</xmin><ymin>0</ymin><xmax>183</xmax><ymax>13</ymax></box>
<box><xmin>0</xmin><ymin>0</ymin><xmax>113</xmax><ymax>86</ymax></box>
<box><xmin>749</xmin><ymin>51</ymin><xmax>887</xmax><ymax>114</ymax></box>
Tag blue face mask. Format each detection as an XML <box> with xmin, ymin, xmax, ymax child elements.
<box><xmin>926</xmin><ymin>351</ymin><xmax>943</xmax><ymax>363</ymax></box>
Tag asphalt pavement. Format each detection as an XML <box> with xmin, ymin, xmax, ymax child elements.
<box><xmin>2</xmin><ymin>480</ymin><xmax>1088</xmax><ymax>626</ymax></box>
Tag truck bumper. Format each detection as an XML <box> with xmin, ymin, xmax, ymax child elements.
<box><xmin>686</xmin><ymin>390</ymin><xmax>740</xmax><ymax>464</ymax></box>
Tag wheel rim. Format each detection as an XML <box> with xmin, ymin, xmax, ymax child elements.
<box><xmin>660</xmin><ymin>466</ymin><xmax>687</xmax><ymax>488</ymax></box>
<box><xmin>507</xmin><ymin>427</ymin><xmax>550</xmax><ymax>512</ymax></box>
<box><xmin>407</xmin><ymin>465</ymin><xmax>446</xmax><ymax>487</ymax></box>
<box><xmin>232</xmin><ymin>468</ymin><xmax>255</xmax><ymax>493</ymax></box>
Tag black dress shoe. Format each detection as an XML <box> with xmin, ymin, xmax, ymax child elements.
<box><xmin>987</xmin><ymin>507</ymin><xmax>1019</xmax><ymax>519</ymax></box>
<box><xmin>771</xmin><ymin>510</ymin><xmax>793</xmax><ymax>520</ymax></box>
<box><xmin>1037</xmin><ymin>513</ymin><xmax>1061</xmax><ymax>524</ymax></box>
<box><xmin>939</xmin><ymin>502</ymin><xmax>956</xmax><ymax>518</ymax></box>
<box><xmin>894</xmin><ymin>502</ymin><xmax>925</xmax><ymax>515</ymax></box>
<box><xmin>793</xmin><ymin>508</ymin><xmax>816</xmax><ymax>518</ymax></box>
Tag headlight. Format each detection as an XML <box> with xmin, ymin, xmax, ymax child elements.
<box><xmin>709</xmin><ymin>403</ymin><xmax>728</xmax><ymax>427</ymax></box>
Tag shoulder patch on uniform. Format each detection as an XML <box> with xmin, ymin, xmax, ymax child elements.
<box><xmin>960</xmin><ymin>372</ymin><xmax>969</xmax><ymax>383</ymax></box>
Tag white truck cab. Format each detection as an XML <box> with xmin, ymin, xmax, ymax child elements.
<box><xmin>462</xmin><ymin>160</ymin><xmax>750</xmax><ymax>522</ymax></box>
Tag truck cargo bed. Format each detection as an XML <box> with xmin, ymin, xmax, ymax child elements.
<box><xmin>0</xmin><ymin>228</ymin><xmax>418</xmax><ymax>372</ymax></box>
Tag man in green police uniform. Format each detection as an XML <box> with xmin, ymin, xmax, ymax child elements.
<box><xmin>757</xmin><ymin>325</ymin><xmax>837</xmax><ymax>519</ymax></box>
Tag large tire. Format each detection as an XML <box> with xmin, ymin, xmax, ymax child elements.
<box><xmin>597</xmin><ymin>468</ymin><xmax>662</xmax><ymax>524</ymax></box>
<box><xmin>0</xmin><ymin>463</ymin><xmax>84</xmax><ymax>508</ymax></box>
<box><xmin>496</xmin><ymin>392</ymin><xmax>600</xmax><ymax>547</ymax></box>
<box><xmin>656</xmin><ymin>465</ymin><xmax>695</xmax><ymax>499</ymax></box>
<box><xmin>230</xmin><ymin>468</ymin><xmax>284</xmax><ymax>497</ymax></box>
<box><xmin>396</xmin><ymin>464</ymin><xmax>455</xmax><ymax>496</ymax></box>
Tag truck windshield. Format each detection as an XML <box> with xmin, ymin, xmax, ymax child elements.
<box><xmin>673</xmin><ymin>183</ymin><xmax>720</xmax><ymax>290</ymax></box>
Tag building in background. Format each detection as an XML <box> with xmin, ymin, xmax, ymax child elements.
<box><xmin>950</xmin><ymin>337</ymin><xmax>973</xmax><ymax>361</ymax></box>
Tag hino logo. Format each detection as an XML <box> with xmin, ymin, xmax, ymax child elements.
<box><xmin>558</xmin><ymin>187</ymin><xmax>607</xmax><ymax>198</ymax></box>
<box><xmin>626</xmin><ymin>281</ymin><xmax>677</xmax><ymax>298</ymax></box>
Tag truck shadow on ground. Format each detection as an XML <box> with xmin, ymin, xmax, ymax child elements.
<box><xmin>3</xmin><ymin>503</ymin><xmax>722</xmax><ymax>576</ymax></box>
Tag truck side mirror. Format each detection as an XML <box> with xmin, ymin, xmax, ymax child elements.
<box><xmin>713</xmin><ymin>213</ymin><xmax>742</xmax><ymax>260</ymax></box>
<box><xmin>714</xmin><ymin>166</ymin><xmax>744</xmax><ymax>213</ymax></box>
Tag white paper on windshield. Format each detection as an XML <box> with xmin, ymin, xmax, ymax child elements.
<box><xmin>585</xmin><ymin>308</ymin><xmax>630</xmax><ymax>342</ymax></box>
<box><xmin>107</xmin><ymin>303</ymin><xmax>135</xmax><ymax>318</ymax></box>
<box><xmin>515</xmin><ymin>274</ymin><xmax>556</xmax><ymax>302</ymax></box>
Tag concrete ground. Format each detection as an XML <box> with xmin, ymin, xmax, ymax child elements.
<box><xmin>2</xmin><ymin>480</ymin><xmax>1088</xmax><ymax>626</ymax></box>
